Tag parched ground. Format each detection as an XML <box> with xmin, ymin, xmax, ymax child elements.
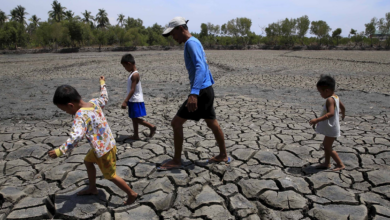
<box><xmin>0</xmin><ymin>50</ymin><xmax>389</xmax><ymax>220</ymax></box>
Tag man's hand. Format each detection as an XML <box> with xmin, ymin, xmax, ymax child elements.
<box><xmin>121</xmin><ymin>101</ymin><xmax>127</xmax><ymax>109</ymax></box>
<box><xmin>186</xmin><ymin>95</ymin><xmax>198</xmax><ymax>112</ymax></box>
<box><xmin>100</xmin><ymin>76</ymin><xmax>105</xmax><ymax>81</ymax></box>
<box><xmin>48</xmin><ymin>150</ymin><xmax>58</xmax><ymax>159</ymax></box>
<box><xmin>309</xmin><ymin>118</ymin><xmax>318</xmax><ymax>126</ymax></box>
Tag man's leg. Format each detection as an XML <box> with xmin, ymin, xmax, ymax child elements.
<box><xmin>160</xmin><ymin>115</ymin><xmax>187</xmax><ymax>168</ymax></box>
<box><xmin>205</xmin><ymin>119</ymin><xmax>228</xmax><ymax>162</ymax></box>
<box><xmin>77</xmin><ymin>161</ymin><xmax>98</xmax><ymax>195</ymax></box>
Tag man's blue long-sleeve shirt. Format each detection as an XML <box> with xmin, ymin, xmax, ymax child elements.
<box><xmin>184</xmin><ymin>37</ymin><xmax>214</xmax><ymax>95</ymax></box>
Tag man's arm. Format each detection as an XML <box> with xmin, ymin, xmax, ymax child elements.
<box><xmin>187</xmin><ymin>41</ymin><xmax>207</xmax><ymax>96</ymax></box>
<box><xmin>186</xmin><ymin>41</ymin><xmax>207</xmax><ymax>112</ymax></box>
<box><xmin>96</xmin><ymin>76</ymin><xmax>108</xmax><ymax>108</ymax></box>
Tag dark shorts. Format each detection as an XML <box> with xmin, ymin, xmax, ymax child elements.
<box><xmin>177</xmin><ymin>86</ymin><xmax>216</xmax><ymax>121</ymax></box>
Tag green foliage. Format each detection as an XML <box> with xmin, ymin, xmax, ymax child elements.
<box><xmin>0</xmin><ymin>5</ymin><xmax>388</xmax><ymax>49</ymax></box>
<box><xmin>95</xmin><ymin>9</ymin><xmax>110</xmax><ymax>29</ymax></box>
<box><xmin>350</xmin><ymin>28</ymin><xmax>357</xmax><ymax>36</ymax></box>
<box><xmin>0</xmin><ymin>21</ymin><xmax>28</xmax><ymax>49</ymax></box>
<box><xmin>365</xmin><ymin>18</ymin><xmax>376</xmax><ymax>46</ymax></box>
<box><xmin>223</xmin><ymin>17</ymin><xmax>252</xmax><ymax>46</ymax></box>
<box><xmin>280</xmin><ymin>18</ymin><xmax>297</xmax><ymax>45</ymax></box>
<box><xmin>377</xmin><ymin>12</ymin><xmax>390</xmax><ymax>46</ymax></box>
<box><xmin>296</xmin><ymin>15</ymin><xmax>310</xmax><ymax>44</ymax></box>
<box><xmin>94</xmin><ymin>29</ymin><xmax>107</xmax><ymax>49</ymax></box>
<box><xmin>0</xmin><ymin>10</ymin><xmax>8</xmax><ymax>26</ymax></box>
<box><xmin>48</xmin><ymin>0</ymin><xmax>66</xmax><ymax>22</ymax></box>
<box><xmin>81</xmin><ymin>10</ymin><xmax>94</xmax><ymax>28</ymax></box>
<box><xmin>124</xmin><ymin>28</ymin><xmax>147</xmax><ymax>46</ymax></box>
<box><xmin>310</xmin><ymin>20</ymin><xmax>331</xmax><ymax>45</ymax></box>
<box><xmin>265</xmin><ymin>22</ymin><xmax>281</xmax><ymax>45</ymax></box>
<box><xmin>146</xmin><ymin>23</ymin><xmax>167</xmax><ymax>46</ymax></box>
<box><xmin>66</xmin><ymin>20</ymin><xmax>83</xmax><ymax>46</ymax></box>
<box><xmin>365</xmin><ymin>18</ymin><xmax>376</xmax><ymax>36</ymax></box>
<box><xmin>125</xmin><ymin>17</ymin><xmax>144</xmax><ymax>29</ymax></box>
<box><xmin>332</xmin><ymin>28</ymin><xmax>342</xmax><ymax>45</ymax></box>
<box><xmin>9</xmin><ymin>5</ymin><xmax>28</xmax><ymax>25</ymax></box>
<box><xmin>117</xmin><ymin>14</ymin><xmax>125</xmax><ymax>27</ymax></box>
<box><xmin>200</xmin><ymin>23</ymin><xmax>208</xmax><ymax>39</ymax></box>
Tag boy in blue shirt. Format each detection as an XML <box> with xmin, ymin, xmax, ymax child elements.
<box><xmin>158</xmin><ymin>17</ymin><xmax>230</xmax><ymax>170</ymax></box>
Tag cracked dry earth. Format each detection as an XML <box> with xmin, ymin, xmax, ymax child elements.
<box><xmin>0</xmin><ymin>50</ymin><xmax>390</xmax><ymax>220</ymax></box>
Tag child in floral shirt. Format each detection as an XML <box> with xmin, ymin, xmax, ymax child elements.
<box><xmin>48</xmin><ymin>76</ymin><xmax>138</xmax><ymax>205</ymax></box>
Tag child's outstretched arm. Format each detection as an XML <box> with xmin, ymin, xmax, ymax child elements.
<box><xmin>121</xmin><ymin>73</ymin><xmax>139</xmax><ymax>109</ymax></box>
<box><xmin>339</xmin><ymin>100</ymin><xmax>346</xmax><ymax>120</ymax></box>
<box><xmin>309</xmin><ymin>97</ymin><xmax>336</xmax><ymax>125</ymax></box>
<box><xmin>48</xmin><ymin>115</ymin><xmax>87</xmax><ymax>158</ymax></box>
<box><xmin>96</xmin><ymin>76</ymin><xmax>109</xmax><ymax>108</ymax></box>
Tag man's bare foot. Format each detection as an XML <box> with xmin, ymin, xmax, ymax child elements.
<box><xmin>208</xmin><ymin>154</ymin><xmax>229</xmax><ymax>163</ymax></box>
<box><xmin>149</xmin><ymin>126</ymin><xmax>157</xmax><ymax>138</ymax></box>
<box><xmin>315</xmin><ymin>163</ymin><xmax>331</xmax><ymax>169</ymax></box>
<box><xmin>332</xmin><ymin>165</ymin><xmax>345</xmax><ymax>171</ymax></box>
<box><xmin>157</xmin><ymin>160</ymin><xmax>182</xmax><ymax>170</ymax></box>
<box><xmin>124</xmin><ymin>135</ymin><xmax>141</xmax><ymax>141</ymax></box>
<box><xmin>124</xmin><ymin>193</ymin><xmax>138</xmax><ymax>205</ymax></box>
<box><xmin>77</xmin><ymin>188</ymin><xmax>98</xmax><ymax>196</ymax></box>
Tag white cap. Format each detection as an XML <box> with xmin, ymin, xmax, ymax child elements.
<box><xmin>162</xmin><ymin>17</ymin><xmax>188</xmax><ymax>37</ymax></box>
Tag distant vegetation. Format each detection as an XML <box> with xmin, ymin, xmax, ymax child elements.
<box><xmin>0</xmin><ymin>1</ymin><xmax>389</xmax><ymax>50</ymax></box>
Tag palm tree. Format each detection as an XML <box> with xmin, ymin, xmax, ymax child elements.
<box><xmin>64</xmin><ymin>10</ymin><xmax>74</xmax><ymax>20</ymax></box>
<box><xmin>82</xmin><ymin>10</ymin><xmax>94</xmax><ymax>27</ymax></box>
<box><xmin>117</xmin><ymin>13</ymin><xmax>125</xmax><ymax>27</ymax></box>
<box><xmin>0</xmin><ymin>10</ymin><xmax>8</xmax><ymax>26</ymax></box>
<box><xmin>28</xmin><ymin>15</ymin><xmax>40</xmax><ymax>28</ymax></box>
<box><xmin>48</xmin><ymin>0</ymin><xmax>66</xmax><ymax>22</ymax></box>
<box><xmin>95</xmin><ymin>9</ymin><xmax>110</xmax><ymax>28</ymax></box>
<box><xmin>82</xmin><ymin>10</ymin><xmax>94</xmax><ymax>23</ymax></box>
<box><xmin>9</xmin><ymin>5</ymin><xmax>28</xmax><ymax>25</ymax></box>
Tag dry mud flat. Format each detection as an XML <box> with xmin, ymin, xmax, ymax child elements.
<box><xmin>0</xmin><ymin>50</ymin><xmax>389</xmax><ymax>219</ymax></box>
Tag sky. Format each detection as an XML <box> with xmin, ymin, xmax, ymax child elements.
<box><xmin>1</xmin><ymin>0</ymin><xmax>389</xmax><ymax>37</ymax></box>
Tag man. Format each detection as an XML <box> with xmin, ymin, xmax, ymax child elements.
<box><xmin>158</xmin><ymin>17</ymin><xmax>230</xmax><ymax>170</ymax></box>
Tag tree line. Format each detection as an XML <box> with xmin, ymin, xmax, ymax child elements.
<box><xmin>0</xmin><ymin>1</ymin><xmax>389</xmax><ymax>50</ymax></box>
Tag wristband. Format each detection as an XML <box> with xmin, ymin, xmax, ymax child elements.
<box><xmin>54</xmin><ymin>148</ymin><xmax>63</xmax><ymax>157</ymax></box>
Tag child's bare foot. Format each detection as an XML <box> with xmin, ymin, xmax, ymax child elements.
<box><xmin>124</xmin><ymin>135</ymin><xmax>141</xmax><ymax>141</ymax></box>
<box><xmin>208</xmin><ymin>154</ymin><xmax>229</xmax><ymax>163</ymax></box>
<box><xmin>124</xmin><ymin>193</ymin><xmax>138</xmax><ymax>205</ymax></box>
<box><xmin>149</xmin><ymin>126</ymin><xmax>157</xmax><ymax>138</ymax></box>
<box><xmin>77</xmin><ymin>188</ymin><xmax>98</xmax><ymax>196</ymax></box>
<box><xmin>332</xmin><ymin>165</ymin><xmax>345</xmax><ymax>171</ymax></box>
<box><xmin>315</xmin><ymin>163</ymin><xmax>331</xmax><ymax>169</ymax></box>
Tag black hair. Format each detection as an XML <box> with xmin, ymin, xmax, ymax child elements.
<box><xmin>316</xmin><ymin>75</ymin><xmax>336</xmax><ymax>91</ymax></box>
<box><xmin>53</xmin><ymin>85</ymin><xmax>81</xmax><ymax>105</ymax></box>
<box><xmin>121</xmin><ymin>54</ymin><xmax>135</xmax><ymax>64</ymax></box>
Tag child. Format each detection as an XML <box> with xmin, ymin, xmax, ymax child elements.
<box><xmin>48</xmin><ymin>76</ymin><xmax>138</xmax><ymax>205</ymax></box>
<box><xmin>309</xmin><ymin>75</ymin><xmax>346</xmax><ymax>171</ymax></box>
<box><xmin>120</xmin><ymin>54</ymin><xmax>156</xmax><ymax>140</ymax></box>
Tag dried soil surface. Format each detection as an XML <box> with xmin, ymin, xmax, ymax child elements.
<box><xmin>0</xmin><ymin>50</ymin><xmax>389</xmax><ymax>220</ymax></box>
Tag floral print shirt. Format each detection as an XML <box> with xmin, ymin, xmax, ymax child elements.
<box><xmin>56</xmin><ymin>81</ymin><xmax>116</xmax><ymax>158</ymax></box>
